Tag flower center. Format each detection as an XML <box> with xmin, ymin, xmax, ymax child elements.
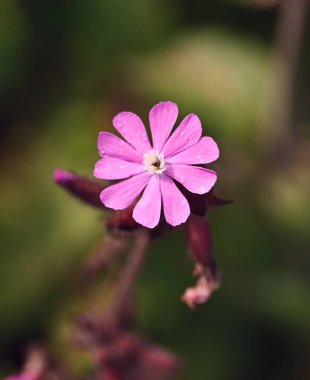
<box><xmin>143</xmin><ymin>151</ymin><xmax>166</xmax><ymax>174</ymax></box>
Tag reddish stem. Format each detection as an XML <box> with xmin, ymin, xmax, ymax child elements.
<box><xmin>110</xmin><ymin>229</ymin><xmax>151</xmax><ymax>325</ymax></box>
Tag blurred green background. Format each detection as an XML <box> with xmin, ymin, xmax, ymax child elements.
<box><xmin>1</xmin><ymin>0</ymin><xmax>310</xmax><ymax>378</ymax></box>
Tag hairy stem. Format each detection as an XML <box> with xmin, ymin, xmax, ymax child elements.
<box><xmin>80</xmin><ymin>234</ymin><xmax>128</xmax><ymax>285</ymax></box>
<box><xmin>110</xmin><ymin>229</ymin><xmax>151</xmax><ymax>325</ymax></box>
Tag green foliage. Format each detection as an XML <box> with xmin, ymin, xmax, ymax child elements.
<box><xmin>0</xmin><ymin>0</ymin><xmax>28</xmax><ymax>97</ymax></box>
<box><xmin>128</xmin><ymin>29</ymin><xmax>273</xmax><ymax>152</ymax></box>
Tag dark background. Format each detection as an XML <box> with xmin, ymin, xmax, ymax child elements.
<box><xmin>1</xmin><ymin>0</ymin><xmax>310</xmax><ymax>379</ymax></box>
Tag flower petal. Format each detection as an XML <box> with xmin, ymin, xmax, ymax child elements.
<box><xmin>100</xmin><ymin>172</ymin><xmax>150</xmax><ymax>210</ymax></box>
<box><xmin>133</xmin><ymin>175</ymin><xmax>161</xmax><ymax>228</ymax></box>
<box><xmin>166</xmin><ymin>165</ymin><xmax>217</xmax><ymax>194</ymax></box>
<box><xmin>94</xmin><ymin>156</ymin><xmax>144</xmax><ymax>180</ymax></box>
<box><xmin>161</xmin><ymin>114</ymin><xmax>202</xmax><ymax>158</ymax></box>
<box><xmin>167</xmin><ymin>136</ymin><xmax>219</xmax><ymax>165</ymax></box>
<box><xmin>160</xmin><ymin>174</ymin><xmax>190</xmax><ymax>226</ymax></box>
<box><xmin>98</xmin><ymin>132</ymin><xmax>142</xmax><ymax>162</ymax></box>
<box><xmin>113</xmin><ymin>112</ymin><xmax>152</xmax><ymax>153</ymax></box>
<box><xmin>149</xmin><ymin>101</ymin><xmax>178</xmax><ymax>151</ymax></box>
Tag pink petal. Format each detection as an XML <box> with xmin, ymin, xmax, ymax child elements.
<box><xmin>149</xmin><ymin>101</ymin><xmax>178</xmax><ymax>151</ymax></box>
<box><xmin>100</xmin><ymin>172</ymin><xmax>150</xmax><ymax>210</ymax></box>
<box><xmin>166</xmin><ymin>136</ymin><xmax>219</xmax><ymax>165</ymax></box>
<box><xmin>160</xmin><ymin>175</ymin><xmax>190</xmax><ymax>226</ymax></box>
<box><xmin>94</xmin><ymin>156</ymin><xmax>144</xmax><ymax>180</ymax></box>
<box><xmin>98</xmin><ymin>132</ymin><xmax>142</xmax><ymax>162</ymax></box>
<box><xmin>133</xmin><ymin>175</ymin><xmax>161</xmax><ymax>228</ymax></box>
<box><xmin>161</xmin><ymin>114</ymin><xmax>202</xmax><ymax>158</ymax></box>
<box><xmin>166</xmin><ymin>165</ymin><xmax>217</xmax><ymax>194</ymax></box>
<box><xmin>113</xmin><ymin>112</ymin><xmax>152</xmax><ymax>153</ymax></box>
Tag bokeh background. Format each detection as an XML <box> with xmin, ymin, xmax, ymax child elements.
<box><xmin>1</xmin><ymin>0</ymin><xmax>310</xmax><ymax>378</ymax></box>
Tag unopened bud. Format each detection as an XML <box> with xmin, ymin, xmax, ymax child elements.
<box><xmin>186</xmin><ymin>215</ymin><xmax>212</xmax><ymax>267</ymax></box>
<box><xmin>53</xmin><ymin>169</ymin><xmax>105</xmax><ymax>208</ymax></box>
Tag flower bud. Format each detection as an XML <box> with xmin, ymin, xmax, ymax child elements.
<box><xmin>186</xmin><ymin>215</ymin><xmax>212</xmax><ymax>267</ymax></box>
<box><xmin>184</xmin><ymin>216</ymin><xmax>221</xmax><ymax>309</ymax></box>
<box><xmin>53</xmin><ymin>169</ymin><xmax>105</xmax><ymax>208</ymax></box>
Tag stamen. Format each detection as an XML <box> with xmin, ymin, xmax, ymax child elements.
<box><xmin>143</xmin><ymin>151</ymin><xmax>166</xmax><ymax>174</ymax></box>
<box><xmin>153</xmin><ymin>160</ymin><xmax>161</xmax><ymax>169</ymax></box>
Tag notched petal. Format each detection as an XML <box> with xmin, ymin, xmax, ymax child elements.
<box><xmin>160</xmin><ymin>175</ymin><xmax>190</xmax><ymax>226</ymax></box>
<box><xmin>94</xmin><ymin>156</ymin><xmax>145</xmax><ymax>180</ymax></box>
<box><xmin>113</xmin><ymin>111</ymin><xmax>152</xmax><ymax>153</ymax></box>
<box><xmin>98</xmin><ymin>131</ymin><xmax>142</xmax><ymax>162</ymax></box>
<box><xmin>133</xmin><ymin>175</ymin><xmax>162</xmax><ymax>228</ymax></box>
<box><xmin>162</xmin><ymin>113</ymin><xmax>202</xmax><ymax>157</ymax></box>
<box><xmin>100</xmin><ymin>173</ymin><xmax>150</xmax><ymax>210</ymax></box>
<box><xmin>166</xmin><ymin>165</ymin><xmax>217</xmax><ymax>195</ymax></box>
<box><xmin>167</xmin><ymin>136</ymin><xmax>219</xmax><ymax>165</ymax></box>
<box><xmin>149</xmin><ymin>101</ymin><xmax>178</xmax><ymax>152</ymax></box>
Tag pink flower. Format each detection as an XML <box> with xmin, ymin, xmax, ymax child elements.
<box><xmin>94</xmin><ymin>101</ymin><xmax>219</xmax><ymax>228</ymax></box>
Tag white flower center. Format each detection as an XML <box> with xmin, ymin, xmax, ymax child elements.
<box><xmin>143</xmin><ymin>151</ymin><xmax>166</xmax><ymax>174</ymax></box>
